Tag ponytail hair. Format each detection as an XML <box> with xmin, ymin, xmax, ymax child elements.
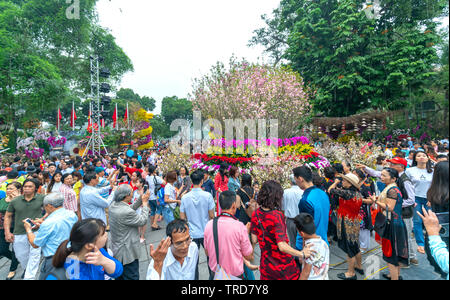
<box><xmin>52</xmin><ymin>218</ymin><xmax>106</xmax><ymax>268</ymax></box>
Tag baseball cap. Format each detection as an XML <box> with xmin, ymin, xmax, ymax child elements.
<box><xmin>95</xmin><ymin>167</ymin><xmax>105</xmax><ymax>174</ymax></box>
<box><xmin>387</xmin><ymin>157</ymin><xmax>408</xmax><ymax>168</ymax></box>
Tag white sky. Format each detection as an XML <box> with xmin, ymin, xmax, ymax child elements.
<box><xmin>96</xmin><ymin>1</ymin><xmax>449</xmax><ymax>115</ymax></box>
<box><xmin>96</xmin><ymin>0</ymin><xmax>281</xmax><ymax>114</ymax></box>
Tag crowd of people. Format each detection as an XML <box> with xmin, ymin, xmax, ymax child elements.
<box><xmin>0</xmin><ymin>137</ymin><xmax>448</xmax><ymax>280</ymax></box>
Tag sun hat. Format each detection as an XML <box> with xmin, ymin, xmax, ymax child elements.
<box><xmin>342</xmin><ymin>173</ymin><xmax>361</xmax><ymax>190</ymax></box>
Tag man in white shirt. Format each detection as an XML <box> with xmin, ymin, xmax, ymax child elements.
<box><xmin>146</xmin><ymin>219</ymin><xmax>198</xmax><ymax>280</ymax></box>
<box><xmin>180</xmin><ymin>170</ymin><xmax>215</xmax><ymax>279</ymax></box>
<box><xmin>282</xmin><ymin>175</ymin><xmax>304</xmax><ymax>248</ymax></box>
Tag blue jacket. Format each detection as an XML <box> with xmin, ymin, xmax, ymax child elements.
<box><xmin>429</xmin><ymin>235</ymin><xmax>449</xmax><ymax>280</ymax></box>
<box><xmin>64</xmin><ymin>248</ymin><xmax>123</xmax><ymax>280</ymax></box>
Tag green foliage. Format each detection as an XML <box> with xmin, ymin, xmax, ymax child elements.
<box><xmin>161</xmin><ymin>96</ymin><xmax>193</xmax><ymax>127</ymax></box>
<box><xmin>251</xmin><ymin>0</ymin><xmax>448</xmax><ymax>117</ymax></box>
<box><xmin>0</xmin><ymin>0</ymin><xmax>133</xmax><ymax>140</ymax></box>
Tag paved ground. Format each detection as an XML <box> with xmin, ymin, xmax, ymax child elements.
<box><xmin>0</xmin><ymin>218</ymin><xmax>445</xmax><ymax>280</ymax></box>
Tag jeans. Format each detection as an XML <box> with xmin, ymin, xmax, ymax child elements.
<box><xmin>413</xmin><ymin>197</ymin><xmax>430</xmax><ymax>247</ymax></box>
<box><xmin>0</xmin><ymin>229</ymin><xmax>19</xmax><ymax>273</ymax></box>
<box><xmin>149</xmin><ymin>200</ymin><xmax>162</xmax><ymax>217</ymax></box>
<box><xmin>161</xmin><ymin>206</ymin><xmax>175</xmax><ymax>225</ymax></box>
<box><xmin>243</xmin><ymin>264</ymin><xmax>255</xmax><ymax>280</ymax></box>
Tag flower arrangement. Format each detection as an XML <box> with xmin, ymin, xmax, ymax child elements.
<box><xmin>17</xmin><ymin>137</ymin><xmax>34</xmax><ymax>150</ymax></box>
<box><xmin>25</xmin><ymin>148</ymin><xmax>44</xmax><ymax>160</ymax></box>
<box><xmin>134</xmin><ymin>109</ymin><xmax>154</xmax><ymax>150</ymax></box>
<box><xmin>47</xmin><ymin>136</ymin><xmax>67</xmax><ymax>148</ymax></box>
<box><xmin>314</xmin><ymin>139</ymin><xmax>383</xmax><ymax>168</ymax></box>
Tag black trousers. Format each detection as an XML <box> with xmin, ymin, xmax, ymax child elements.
<box><xmin>0</xmin><ymin>229</ymin><xmax>19</xmax><ymax>273</ymax></box>
<box><xmin>117</xmin><ymin>259</ymin><xmax>140</xmax><ymax>280</ymax></box>
<box><xmin>193</xmin><ymin>238</ymin><xmax>213</xmax><ymax>280</ymax></box>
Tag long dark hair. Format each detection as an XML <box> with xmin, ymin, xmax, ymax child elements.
<box><xmin>219</xmin><ymin>163</ymin><xmax>229</xmax><ymax>180</ymax></box>
<box><xmin>383</xmin><ymin>168</ymin><xmax>408</xmax><ymax>200</ymax></box>
<box><xmin>427</xmin><ymin>161</ymin><xmax>449</xmax><ymax>211</ymax></box>
<box><xmin>412</xmin><ymin>150</ymin><xmax>433</xmax><ymax>173</ymax></box>
<box><xmin>52</xmin><ymin>218</ymin><xmax>106</xmax><ymax>268</ymax></box>
<box><xmin>47</xmin><ymin>171</ymin><xmax>62</xmax><ymax>193</ymax></box>
<box><xmin>257</xmin><ymin>180</ymin><xmax>283</xmax><ymax>211</ymax></box>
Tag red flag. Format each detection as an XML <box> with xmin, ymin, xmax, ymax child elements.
<box><xmin>113</xmin><ymin>105</ymin><xmax>117</xmax><ymax>129</ymax></box>
<box><xmin>123</xmin><ymin>107</ymin><xmax>128</xmax><ymax>122</ymax></box>
<box><xmin>57</xmin><ymin>107</ymin><xmax>62</xmax><ymax>130</ymax></box>
<box><xmin>70</xmin><ymin>106</ymin><xmax>77</xmax><ymax>128</ymax></box>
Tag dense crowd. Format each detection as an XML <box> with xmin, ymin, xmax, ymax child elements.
<box><xmin>0</xmin><ymin>138</ymin><xmax>448</xmax><ymax>280</ymax></box>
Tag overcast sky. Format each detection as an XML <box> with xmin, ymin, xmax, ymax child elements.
<box><xmin>96</xmin><ymin>0</ymin><xmax>281</xmax><ymax>114</ymax></box>
<box><xmin>96</xmin><ymin>1</ymin><xmax>449</xmax><ymax>115</ymax></box>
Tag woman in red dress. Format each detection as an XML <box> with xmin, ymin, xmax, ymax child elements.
<box><xmin>214</xmin><ymin>163</ymin><xmax>229</xmax><ymax>215</ymax></box>
<box><xmin>250</xmin><ymin>180</ymin><xmax>314</xmax><ymax>280</ymax></box>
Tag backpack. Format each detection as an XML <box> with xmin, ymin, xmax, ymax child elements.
<box><xmin>153</xmin><ymin>176</ymin><xmax>162</xmax><ymax>197</ymax></box>
<box><xmin>157</xmin><ymin>186</ymin><xmax>165</xmax><ymax>206</ymax></box>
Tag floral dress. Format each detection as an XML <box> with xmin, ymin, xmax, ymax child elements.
<box><xmin>330</xmin><ymin>187</ymin><xmax>363</xmax><ymax>258</ymax></box>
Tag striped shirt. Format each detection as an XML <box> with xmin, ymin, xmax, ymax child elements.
<box><xmin>59</xmin><ymin>184</ymin><xmax>78</xmax><ymax>212</ymax></box>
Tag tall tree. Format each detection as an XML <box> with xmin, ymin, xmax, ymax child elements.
<box><xmin>161</xmin><ymin>96</ymin><xmax>193</xmax><ymax>128</ymax></box>
<box><xmin>250</xmin><ymin>0</ymin><xmax>448</xmax><ymax>117</ymax></box>
<box><xmin>0</xmin><ymin>0</ymin><xmax>134</xmax><ymax>136</ymax></box>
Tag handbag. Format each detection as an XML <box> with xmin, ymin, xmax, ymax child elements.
<box><xmin>374</xmin><ymin>209</ymin><xmax>391</xmax><ymax>238</ymax></box>
<box><xmin>401</xmin><ymin>205</ymin><xmax>414</xmax><ymax>219</ymax></box>
<box><xmin>171</xmin><ymin>205</ymin><xmax>181</xmax><ymax>220</ymax></box>
<box><xmin>212</xmin><ymin>217</ymin><xmax>242</xmax><ymax>280</ymax></box>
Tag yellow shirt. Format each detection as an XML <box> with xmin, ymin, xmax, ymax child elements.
<box><xmin>73</xmin><ymin>180</ymin><xmax>83</xmax><ymax>199</ymax></box>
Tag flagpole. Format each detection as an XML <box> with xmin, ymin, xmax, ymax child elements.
<box><xmin>72</xmin><ymin>101</ymin><xmax>75</xmax><ymax>131</ymax></box>
<box><xmin>127</xmin><ymin>102</ymin><xmax>129</xmax><ymax>129</ymax></box>
<box><xmin>57</xmin><ymin>106</ymin><xmax>60</xmax><ymax>132</ymax></box>
<box><xmin>115</xmin><ymin>103</ymin><xmax>118</xmax><ymax>130</ymax></box>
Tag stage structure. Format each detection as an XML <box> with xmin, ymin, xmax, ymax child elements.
<box><xmin>83</xmin><ymin>55</ymin><xmax>111</xmax><ymax>157</ymax></box>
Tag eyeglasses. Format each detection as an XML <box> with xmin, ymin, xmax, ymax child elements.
<box><xmin>172</xmin><ymin>237</ymin><xmax>192</xmax><ymax>249</ymax></box>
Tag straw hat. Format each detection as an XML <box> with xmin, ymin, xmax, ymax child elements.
<box><xmin>342</xmin><ymin>173</ymin><xmax>361</xmax><ymax>190</ymax></box>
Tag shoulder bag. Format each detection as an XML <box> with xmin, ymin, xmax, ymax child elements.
<box><xmin>212</xmin><ymin>217</ymin><xmax>242</xmax><ymax>280</ymax></box>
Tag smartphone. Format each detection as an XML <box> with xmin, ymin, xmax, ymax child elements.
<box><xmin>143</xmin><ymin>184</ymin><xmax>149</xmax><ymax>193</ymax></box>
<box><xmin>25</xmin><ymin>218</ymin><xmax>37</xmax><ymax>229</ymax></box>
<box><xmin>436</xmin><ymin>212</ymin><xmax>449</xmax><ymax>238</ymax></box>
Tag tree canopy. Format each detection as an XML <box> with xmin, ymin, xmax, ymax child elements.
<box><xmin>250</xmin><ymin>0</ymin><xmax>449</xmax><ymax>117</ymax></box>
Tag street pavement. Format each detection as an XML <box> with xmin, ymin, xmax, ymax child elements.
<box><xmin>0</xmin><ymin>217</ymin><xmax>445</xmax><ymax>280</ymax></box>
